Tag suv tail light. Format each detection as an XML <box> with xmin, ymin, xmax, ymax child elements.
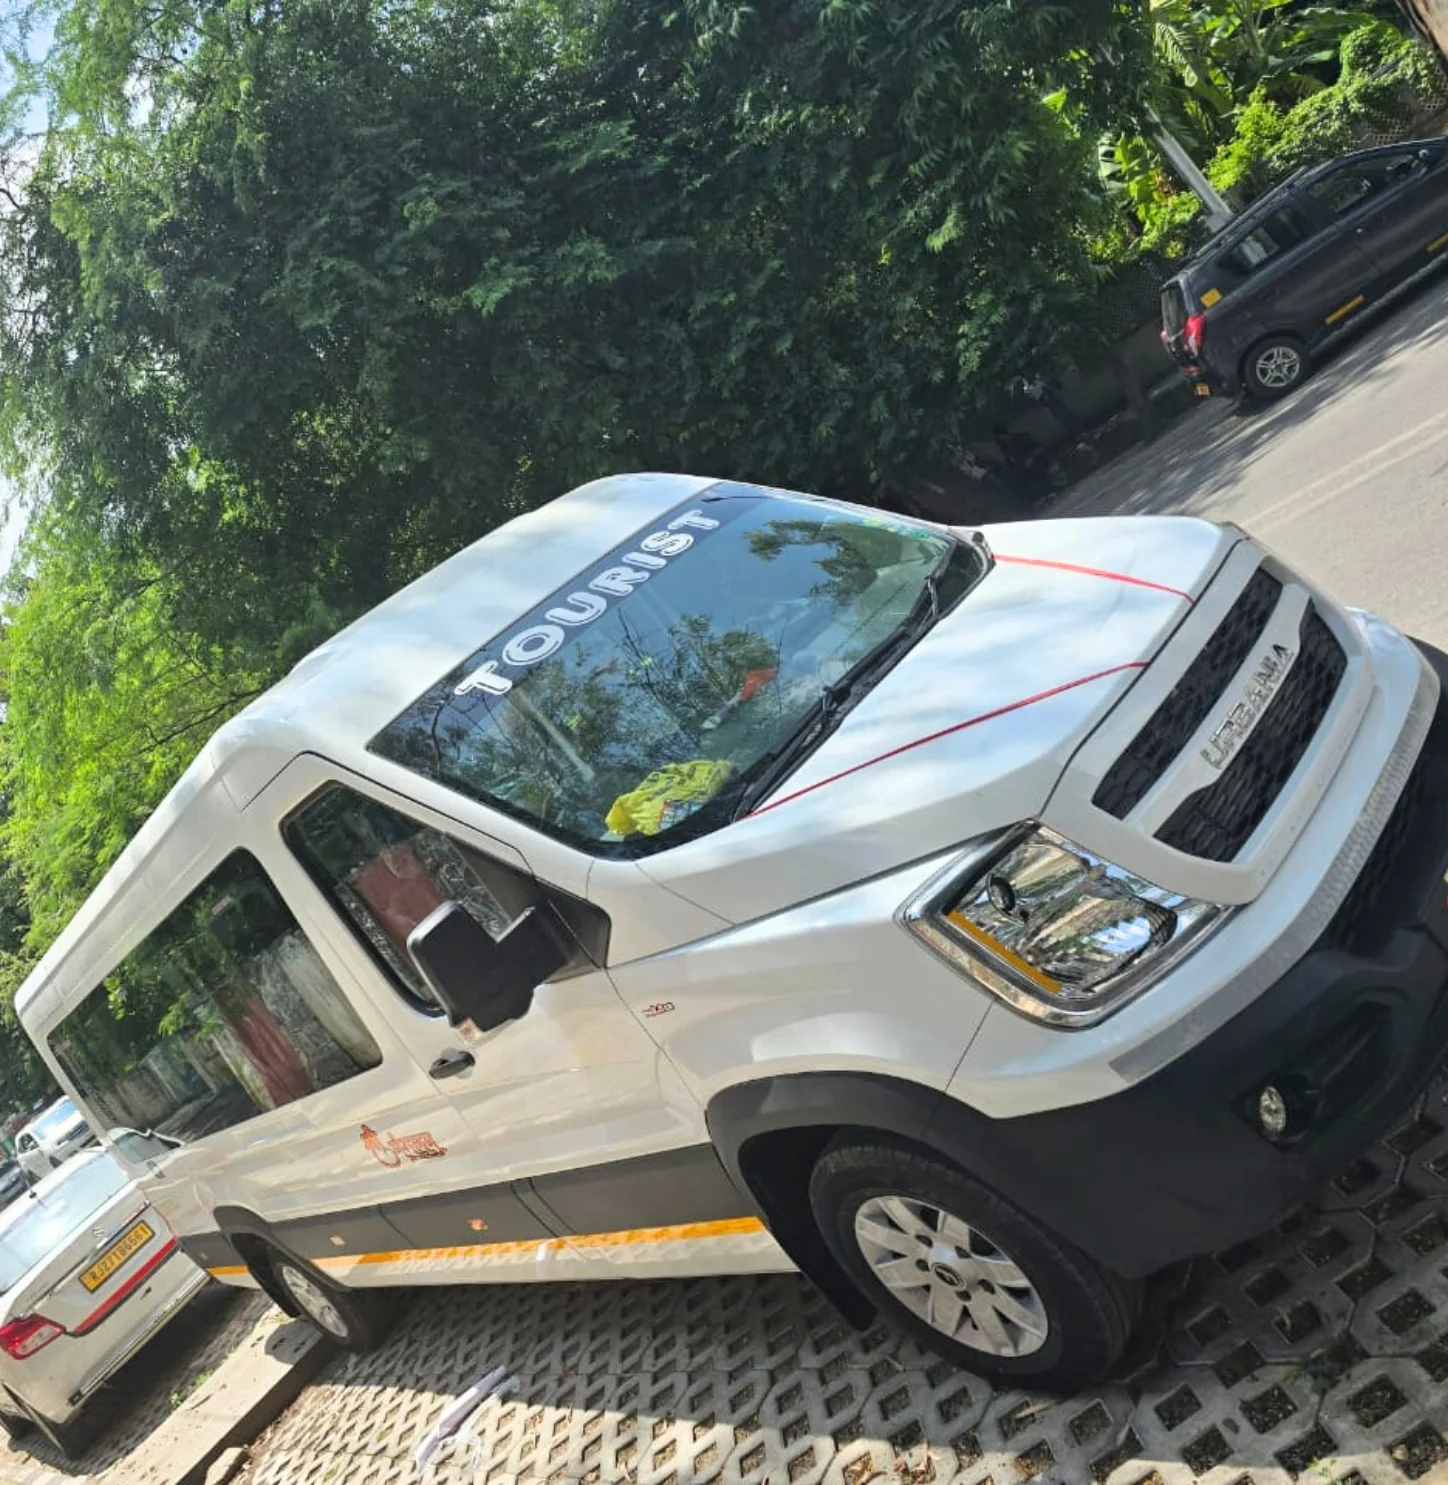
<box><xmin>0</xmin><ymin>1314</ymin><xmax>64</xmax><ymax>1359</ymax></box>
<box><xmin>1184</xmin><ymin>313</ymin><xmax>1206</xmax><ymax>356</ymax></box>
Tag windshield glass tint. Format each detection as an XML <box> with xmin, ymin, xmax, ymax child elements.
<box><xmin>29</xmin><ymin>1099</ymin><xmax>80</xmax><ymax>1142</ymax></box>
<box><xmin>372</xmin><ymin>487</ymin><xmax>956</xmax><ymax>854</ymax></box>
<box><xmin>0</xmin><ymin>1154</ymin><xmax>128</xmax><ymax>1292</ymax></box>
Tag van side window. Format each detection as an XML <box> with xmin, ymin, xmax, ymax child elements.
<box><xmin>284</xmin><ymin>785</ymin><xmax>575</xmax><ymax>1013</ymax></box>
<box><xmin>49</xmin><ymin>851</ymin><xmax>382</xmax><ymax>1143</ymax></box>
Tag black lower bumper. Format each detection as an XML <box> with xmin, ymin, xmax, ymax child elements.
<box><xmin>930</xmin><ymin>644</ymin><xmax>1448</xmax><ymax>1279</ymax></box>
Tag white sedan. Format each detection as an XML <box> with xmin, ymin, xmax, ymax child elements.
<box><xmin>15</xmin><ymin>1098</ymin><xmax>96</xmax><ymax>1182</ymax></box>
<box><xmin>0</xmin><ymin>1143</ymin><xmax>208</xmax><ymax>1457</ymax></box>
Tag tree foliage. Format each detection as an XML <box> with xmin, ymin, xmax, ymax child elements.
<box><xmin>0</xmin><ymin>0</ymin><xmax>1151</xmax><ymax>1105</ymax></box>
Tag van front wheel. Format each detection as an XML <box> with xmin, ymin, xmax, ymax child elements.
<box><xmin>273</xmin><ymin>1258</ymin><xmax>394</xmax><ymax>1352</ymax></box>
<box><xmin>809</xmin><ymin>1138</ymin><xmax>1139</xmax><ymax>1389</ymax></box>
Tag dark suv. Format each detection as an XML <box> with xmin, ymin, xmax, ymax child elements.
<box><xmin>1161</xmin><ymin>139</ymin><xmax>1448</xmax><ymax>401</ymax></box>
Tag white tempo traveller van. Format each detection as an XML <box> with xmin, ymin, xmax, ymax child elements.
<box><xmin>16</xmin><ymin>475</ymin><xmax>1448</xmax><ymax>1387</ymax></box>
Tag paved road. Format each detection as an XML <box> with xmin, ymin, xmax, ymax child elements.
<box><xmin>1059</xmin><ymin>267</ymin><xmax>1448</xmax><ymax>646</ymax></box>
<box><xmin>231</xmin><ymin>290</ymin><xmax>1448</xmax><ymax>1485</ymax></box>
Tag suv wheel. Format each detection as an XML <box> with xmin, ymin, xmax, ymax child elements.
<box><xmin>810</xmin><ymin>1138</ymin><xmax>1140</xmax><ymax>1388</ymax></box>
<box><xmin>1244</xmin><ymin>336</ymin><xmax>1309</xmax><ymax>400</ymax></box>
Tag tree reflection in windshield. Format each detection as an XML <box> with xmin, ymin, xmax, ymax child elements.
<box><xmin>373</xmin><ymin>489</ymin><xmax>954</xmax><ymax>855</ymax></box>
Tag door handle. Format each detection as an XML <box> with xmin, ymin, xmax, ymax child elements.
<box><xmin>428</xmin><ymin>1049</ymin><xmax>476</xmax><ymax>1080</ymax></box>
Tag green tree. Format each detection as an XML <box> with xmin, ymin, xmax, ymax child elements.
<box><xmin>0</xmin><ymin>518</ymin><xmax>270</xmax><ymax>949</ymax></box>
<box><xmin>0</xmin><ymin>0</ymin><xmax>1143</xmax><ymax>1009</ymax></box>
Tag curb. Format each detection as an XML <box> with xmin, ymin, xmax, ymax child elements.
<box><xmin>126</xmin><ymin>1315</ymin><xmax>333</xmax><ymax>1485</ymax></box>
<box><xmin>0</xmin><ymin>1312</ymin><xmax>333</xmax><ymax>1485</ymax></box>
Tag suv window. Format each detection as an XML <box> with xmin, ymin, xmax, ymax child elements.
<box><xmin>285</xmin><ymin>784</ymin><xmax>594</xmax><ymax>1011</ymax></box>
<box><xmin>372</xmin><ymin>486</ymin><xmax>977</xmax><ymax>857</ymax></box>
<box><xmin>1309</xmin><ymin>152</ymin><xmax>1420</xmax><ymax>218</ymax></box>
<box><xmin>1220</xmin><ymin>204</ymin><xmax>1315</xmax><ymax>277</ymax></box>
<box><xmin>49</xmin><ymin>851</ymin><xmax>382</xmax><ymax>1143</ymax></box>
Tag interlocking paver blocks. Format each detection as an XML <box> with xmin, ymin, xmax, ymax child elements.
<box><xmin>221</xmin><ymin>1077</ymin><xmax>1448</xmax><ymax>1483</ymax></box>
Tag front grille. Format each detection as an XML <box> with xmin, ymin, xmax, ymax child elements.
<box><xmin>1156</xmin><ymin>606</ymin><xmax>1347</xmax><ymax>862</ymax></box>
<box><xmin>1094</xmin><ymin>569</ymin><xmax>1282</xmax><ymax>819</ymax></box>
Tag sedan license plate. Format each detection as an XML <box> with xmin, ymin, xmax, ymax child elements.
<box><xmin>81</xmin><ymin>1221</ymin><xmax>153</xmax><ymax>1292</ymax></box>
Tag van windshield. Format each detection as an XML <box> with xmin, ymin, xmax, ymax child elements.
<box><xmin>372</xmin><ymin>486</ymin><xmax>984</xmax><ymax>855</ymax></box>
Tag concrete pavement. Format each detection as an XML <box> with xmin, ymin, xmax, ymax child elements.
<box><xmin>1054</xmin><ymin>267</ymin><xmax>1448</xmax><ymax>646</ymax></box>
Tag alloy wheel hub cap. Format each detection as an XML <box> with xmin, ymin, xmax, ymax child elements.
<box><xmin>1257</xmin><ymin>346</ymin><xmax>1301</xmax><ymax>388</ymax></box>
<box><xmin>853</xmin><ymin>1195</ymin><xmax>1049</xmax><ymax>1357</ymax></box>
<box><xmin>281</xmin><ymin>1266</ymin><xmax>350</xmax><ymax>1340</ymax></box>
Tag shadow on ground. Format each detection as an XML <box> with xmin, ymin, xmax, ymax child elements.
<box><xmin>1057</xmin><ymin>268</ymin><xmax>1448</xmax><ymax>526</ymax></box>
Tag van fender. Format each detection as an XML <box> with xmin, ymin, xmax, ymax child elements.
<box><xmin>705</xmin><ymin>1073</ymin><xmax>953</xmax><ymax>1323</ymax></box>
<box><xmin>211</xmin><ymin>1205</ymin><xmax>315</xmax><ymax>1316</ymax></box>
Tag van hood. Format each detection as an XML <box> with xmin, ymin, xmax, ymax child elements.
<box><xmin>639</xmin><ymin>516</ymin><xmax>1237</xmax><ymax>924</ymax></box>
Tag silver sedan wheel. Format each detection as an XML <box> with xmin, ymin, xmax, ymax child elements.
<box><xmin>1254</xmin><ymin>343</ymin><xmax>1303</xmax><ymax>390</ymax></box>
<box><xmin>277</xmin><ymin>1263</ymin><xmax>351</xmax><ymax>1341</ymax></box>
<box><xmin>853</xmin><ymin>1195</ymin><xmax>1049</xmax><ymax>1358</ymax></box>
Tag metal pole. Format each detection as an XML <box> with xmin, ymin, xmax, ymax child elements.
<box><xmin>1151</xmin><ymin>121</ymin><xmax>1235</xmax><ymax>229</ymax></box>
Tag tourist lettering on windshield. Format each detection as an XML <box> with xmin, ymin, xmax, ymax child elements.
<box><xmin>453</xmin><ymin>508</ymin><xmax>726</xmax><ymax>699</ymax></box>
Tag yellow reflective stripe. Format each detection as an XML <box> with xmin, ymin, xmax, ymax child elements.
<box><xmin>208</xmin><ymin>1265</ymin><xmax>249</xmax><ymax>1278</ymax></box>
<box><xmin>1325</xmin><ymin>295</ymin><xmax>1365</xmax><ymax>325</ymax></box>
<box><xmin>208</xmin><ymin>1216</ymin><xmax>767</xmax><ymax>1280</ymax></box>
<box><xmin>1430</xmin><ymin>231</ymin><xmax>1448</xmax><ymax>254</ymax></box>
<box><xmin>946</xmin><ymin>911</ymin><xmax>1062</xmax><ymax>994</ymax></box>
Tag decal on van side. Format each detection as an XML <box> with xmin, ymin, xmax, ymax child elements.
<box><xmin>360</xmin><ymin>1124</ymin><xmax>448</xmax><ymax>1168</ymax></box>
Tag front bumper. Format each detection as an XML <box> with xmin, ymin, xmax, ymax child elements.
<box><xmin>931</xmin><ymin>642</ymin><xmax>1448</xmax><ymax>1279</ymax></box>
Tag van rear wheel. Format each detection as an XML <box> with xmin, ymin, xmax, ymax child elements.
<box><xmin>273</xmin><ymin>1257</ymin><xmax>394</xmax><ymax>1352</ymax></box>
<box><xmin>809</xmin><ymin>1138</ymin><xmax>1140</xmax><ymax>1389</ymax></box>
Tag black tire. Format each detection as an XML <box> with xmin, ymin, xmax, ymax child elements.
<box><xmin>810</xmin><ymin>1138</ymin><xmax>1141</xmax><ymax>1390</ymax></box>
<box><xmin>270</xmin><ymin>1254</ymin><xmax>395</xmax><ymax>1352</ymax></box>
<box><xmin>10</xmin><ymin>1392</ymin><xmax>91</xmax><ymax>1460</ymax></box>
<box><xmin>1242</xmin><ymin>334</ymin><xmax>1310</xmax><ymax>401</ymax></box>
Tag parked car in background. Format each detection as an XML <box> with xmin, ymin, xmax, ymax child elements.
<box><xmin>1162</xmin><ymin>138</ymin><xmax>1448</xmax><ymax>401</ymax></box>
<box><xmin>0</xmin><ymin>1162</ymin><xmax>28</xmax><ymax>1208</ymax></box>
<box><xmin>15</xmin><ymin>1099</ymin><xmax>96</xmax><ymax>1183</ymax></box>
<box><xmin>0</xmin><ymin>1144</ymin><xmax>207</xmax><ymax>1457</ymax></box>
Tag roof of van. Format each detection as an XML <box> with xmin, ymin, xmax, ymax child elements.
<box><xmin>14</xmin><ymin>471</ymin><xmax>717</xmax><ymax>1026</ymax></box>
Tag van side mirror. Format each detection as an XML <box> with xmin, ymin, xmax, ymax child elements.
<box><xmin>407</xmin><ymin>901</ymin><xmax>571</xmax><ymax>1031</ymax></box>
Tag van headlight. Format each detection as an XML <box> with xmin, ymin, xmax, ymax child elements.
<box><xmin>901</xmin><ymin>826</ymin><xmax>1224</xmax><ymax>1027</ymax></box>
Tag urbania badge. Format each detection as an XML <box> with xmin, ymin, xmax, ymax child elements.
<box><xmin>1200</xmin><ymin>643</ymin><xmax>1294</xmax><ymax>770</ymax></box>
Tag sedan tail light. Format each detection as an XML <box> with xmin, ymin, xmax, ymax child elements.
<box><xmin>0</xmin><ymin>1314</ymin><xmax>64</xmax><ymax>1359</ymax></box>
<box><xmin>1183</xmin><ymin>313</ymin><xmax>1206</xmax><ymax>356</ymax></box>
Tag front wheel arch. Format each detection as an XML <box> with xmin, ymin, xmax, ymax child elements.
<box><xmin>707</xmin><ymin>1073</ymin><xmax>953</xmax><ymax>1325</ymax></box>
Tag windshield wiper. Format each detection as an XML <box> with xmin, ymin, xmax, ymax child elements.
<box><xmin>731</xmin><ymin>560</ymin><xmax>950</xmax><ymax>819</ymax></box>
